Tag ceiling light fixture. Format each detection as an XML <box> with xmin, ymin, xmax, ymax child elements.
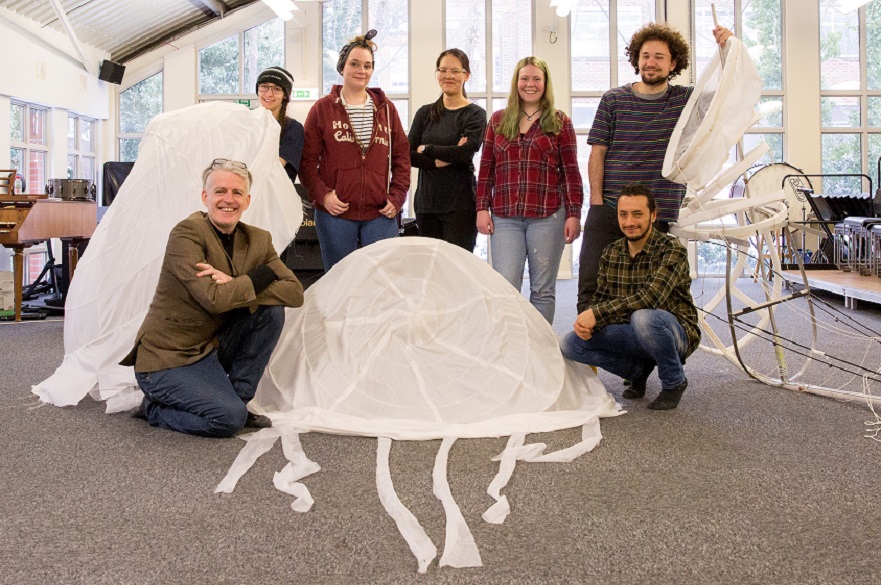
<box><xmin>261</xmin><ymin>0</ymin><xmax>298</xmax><ymax>21</ymax></box>
<box><xmin>549</xmin><ymin>0</ymin><xmax>576</xmax><ymax>17</ymax></box>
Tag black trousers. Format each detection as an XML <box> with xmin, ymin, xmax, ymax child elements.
<box><xmin>416</xmin><ymin>209</ymin><xmax>478</xmax><ymax>253</ymax></box>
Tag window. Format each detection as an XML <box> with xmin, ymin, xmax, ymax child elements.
<box><xmin>693</xmin><ymin>0</ymin><xmax>784</xmax><ymax>167</ymax></box>
<box><xmin>369</xmin><ymin>0</ymin><xmax>409</xmax><ymax>95</ymax></box>
<box><xmin>446</xmin><ymin>0</ymin><xmax>487</xmax><ymax>92</ymax></box>
<box><xmin>445</xmin><ymin>0</ymin><xmax>532</xmax><ymax>114</ymax></box>
<box><xmin>444</xmin><ymin>0</ymin><xmax>533</xmax><ymax>260</ymax></box>
<box><xmin>819</xmin><ymin>0</ymin><xmax>881</xmax><ymax>195</ymax></box>
<box><xmin>118</xmin><ymin>72</ymin><xmax>163</xmax><ymax>162</ymax></box>
<box><xmin>198</xmin><ymin>19</ymin><xmax>285</xmax><ymax>103</ymax></box>
<box><xmin>569</xmin><ymin>0</ymin><xmax>658</xmax><ymax>273</ymax></box>
<box><xmin>322</xmin><ymin>0</ymin><xmax>363</xmax><ymax>96</ymax></box>
<box><xmin>10</xmin><ymin>101</ymin><xmax>49</xmax><ymax>194</ymax></box>
<box><xmin>200</xmin><ymin>34</ymin><xmax>240</xmax><ymax>95</ymax></box>
<box><xmin>691</xmin><ymin>0</ymin><xmax>784</xmax><ymax>275</ymax></box>
<box><xmin>68</xmin><ymin>115</ymin><xmax>97</xmax><ymax>182</ymax></box>
<box><xmin>322</xmin><ymin>0</ymin><xmax>409</xmax><ymax>109</ymax></box>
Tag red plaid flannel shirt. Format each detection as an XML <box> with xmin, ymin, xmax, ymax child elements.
<box><xmin>476</xmin><ymin>110</ymin><xmax>583</xmax><ymax>219</ymax></box>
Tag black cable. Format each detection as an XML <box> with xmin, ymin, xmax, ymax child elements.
<box><xmin>698</xmin><ymin>306</ymin><xmax>881</xmax><ymax>384</ymax></box>
<box><xmin>697</xmin><ymin>239</ymin><xmax>881</xmax><ymax>339</ymax></box>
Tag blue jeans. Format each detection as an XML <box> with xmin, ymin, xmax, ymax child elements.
<box><xmin>315</xmin><ymin>209</ymin><xmax>399</xmax><ymax>270</ymax></box>
<box><xmin>560</xmin><ymin>309</ymin><xmax>688</xmax><ymax>390</ymax></box>
<box><xmin>490</xmin><ymin>209</ymin><xmax>566</xmax><ymax>324</ymax></box>
<box><xmin>135</xmin><ymin>305</ymin><xmax>285</xmax><ymax>438</ymax></box>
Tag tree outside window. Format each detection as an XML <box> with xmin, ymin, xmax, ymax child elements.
<box><xmin>442</xmin><ymin>0</ymin><xmax>533</xmax><ymax>261</ymax></box>
<box><xmin>197</xmin><ymin>19</ymin><xmax>284</xmax><ymax>107</ymax></box>
<box><xmin>244</xmin><ymin>20</ymin><xmax>285</xmax><ymax>92</ymax></box>
<box><xmin>199</xmin><ymin>34</ymin><xmax>240</xmax><ymax>95</ymax></box>
<box><xmin>322</xmin><ymin>0</ymin><xmax>363</xmax><ymax>95</ymax></box>
<box><xmin>119</xmin><ymin>72</ymin><xmax>163</xmax><ymax>162</ymax></box>
<box><xmin>570</xmin><ymin>0</ymin><xmax>658</xmax><ymax>275</ymax></box>
<box><xmin>820</xmin><ymin>0</ymin><xmax>881</xmax><ymax>196</ymax></box>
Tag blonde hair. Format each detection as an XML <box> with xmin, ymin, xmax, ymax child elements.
<box><xmin>496</xmin><ymin>56</ymin><xmax>563</xmax><ymax>141</ymax></box>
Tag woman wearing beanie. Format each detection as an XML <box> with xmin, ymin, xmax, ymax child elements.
<box><xmin>299</xmin><ymin>30</ymin><xmax>410</xmax><ymax>270</ymax></box>
<box><xmin>256</xmin><ymin>66</ymin><xmax>304</xmax><ymax>184</ymax></box>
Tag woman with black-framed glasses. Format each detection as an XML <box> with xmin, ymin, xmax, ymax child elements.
<box><xmin>408</xmin><ymin>49</ymin><xmax>486</xmax><ymax>252</ymax></box>
<box><xmin>255</xmin><ymin>66</ymin><xmax>304</xmax><ymax>185</ymax></box>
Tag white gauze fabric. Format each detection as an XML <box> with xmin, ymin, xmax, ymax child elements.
<box><xmin>662</xmin><ymin>37</ymin><xmax>764</xmax><ymax>191</ymax></box>
<box><xmin>219</xmin><ymin>237</ymin><xmax>623</xmax><ymax>573</ymax></box>
<box><xmin>32</xmin><ymin>102</ymin><xmax>302</xmax><ymax>410</ymax></box>
<box><xmin>250</xmin><ymin>237</ymin><xmax>621</xmax><ymax>439</ymax></box>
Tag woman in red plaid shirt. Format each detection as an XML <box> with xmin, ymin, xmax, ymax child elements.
<box><xmin>476</xmin><ymin>56</ymin><xmax>583</xmax><ymax>324</ymax></box>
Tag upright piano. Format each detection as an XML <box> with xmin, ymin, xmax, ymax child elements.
<box><xmin>0</xmin><ymin>195</ymin><xmax>97</xmax><ymax>322</ymax></box>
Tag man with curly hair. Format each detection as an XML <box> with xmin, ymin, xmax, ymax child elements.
<box><xmin>576</xmin><ymin>23</ymin><xmax>732</xmax><ymax>313</ymax></box>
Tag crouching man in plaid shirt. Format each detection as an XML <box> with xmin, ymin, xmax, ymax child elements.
<box><xmin>561</xmin><ymin>183</ymin><xmax>700</xmax><ymax>410</ymax></box>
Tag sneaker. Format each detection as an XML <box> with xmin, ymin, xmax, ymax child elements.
<box><xmin>647</xmin><ymin>378</ymin><xmax>688</xmax><ymax>410</ymax></box>
<box><xmin>622</xmin><ymin>367</ymin><xmax>653</xmax><ymax>399</ymax></box>
<box><xmin>245</xmin><ymin>412</ymin><xmax>272</xmax><ymax>428</ymax></box>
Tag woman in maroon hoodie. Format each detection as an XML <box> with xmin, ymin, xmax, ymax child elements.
<box><xmin>300</xmin><ymin>30</ymin><xmax>410</xmax><ymax>270</ymax></box>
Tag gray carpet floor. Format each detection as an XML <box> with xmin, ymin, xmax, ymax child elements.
<box><xmin>2</xmin><ymin>278</ymin><xmax>881</xmax><ymax>585</ymax></box>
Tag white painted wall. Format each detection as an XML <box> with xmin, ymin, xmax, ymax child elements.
<box><xmin>0</xmin><ymin>8</ymin><xmax>113</xmax><ymax>272</ymax></box>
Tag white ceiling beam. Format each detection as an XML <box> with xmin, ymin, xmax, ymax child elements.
<box><xmin>45</xmin><ymin>0</ymin><xmax>98</xmax><ymax>77</ymax></box>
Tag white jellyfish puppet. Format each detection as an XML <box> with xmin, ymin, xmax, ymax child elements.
<box><xmin>216</xmin><ymin>236</ymin><xmax>623</xmax><ymax>572</ymax></box>
<box><xmin>32</xmin><ymin>102</ymin><xmax>302</xmax><ymax>411</ymax></box>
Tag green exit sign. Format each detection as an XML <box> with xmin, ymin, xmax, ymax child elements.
<box><xmin>235</xmin><ymin>99</ymin><xmax>252</xmax><ymax>106</ymax></box>
<box><xmin>290</xmin><ymin>88</ymin><xmax>319</xmax><ymax>101</ymax></box>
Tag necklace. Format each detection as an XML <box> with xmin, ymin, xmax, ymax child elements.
<box><xmin>521</xmin><ymin>108</ymin><xmax>541</xmax><ymax>121</ymax></box>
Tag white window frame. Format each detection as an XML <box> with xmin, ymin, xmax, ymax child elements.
<box><xmin>197</xmin><ymin>18</ymin><xmax>286</xmax><ymax>107</ymax></box>
<box><xmin>118</xmin><ymin>70</ymin><xmax>164</xmax><ymax>161</ymax></box>
<box><xmin>819</xmin><ymin>1</ymin><xmax>880</xmax><ymax>194</ymax></box>
<box><xmin>10</xmin><ymin>101</ymin><xmax>50</xmax><ymax>195</ymax></box>
<box><xmin>67</xmin><ymin>114</ymin><xmax>97</xmax><ymax>182</ymax></box>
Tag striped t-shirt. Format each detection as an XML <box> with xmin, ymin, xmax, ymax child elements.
<box><xmin>588</xmin><ymin>84</ymin><xmax>693</xmax><ymax>222</ymax></box>
<box><xmin>342</xmin><ymin>94</ymin><xmax>375</xmax><ymax>155</ymax></box>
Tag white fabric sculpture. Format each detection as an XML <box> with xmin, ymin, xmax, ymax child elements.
<box><xmin>662</xmin><ymin>38</ymin><xmax>819</xmax><ymax>390</ymax></box>
<box><xmin>32</xmin><ymin>102</ymin><xmax>621</xmax><ymax>574</ymax></box>
<box><xmin>32</xmin><ymin>102</ymin><xmax>302</xmax><ymax>411</ymax></box>
<box><xmin>217</xmin><ymin>237</ymin><xmax>622</xmax><ymax>572</ymax></box>
<box><xmin>663</xmin><ymin>37</ymin><xmax>765</xmax><ymax>194</ymax></box>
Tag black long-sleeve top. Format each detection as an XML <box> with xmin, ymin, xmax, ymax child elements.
<box><xmin>408</xmin><ymin>102</ymin><xmax>487</xmax><ymax>214</ymax></box>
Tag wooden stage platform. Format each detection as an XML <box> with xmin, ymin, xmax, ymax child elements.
<box><xmin>781</xmin><ymin>269</ymin><xmax>881</xmax><ymax>309</ymax></box>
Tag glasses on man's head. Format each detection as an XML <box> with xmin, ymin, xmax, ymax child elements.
<box><xmin>211</xmin><ymin>159</ymin><xmax>248</xmax><ymax>170</ymax></box>
<box><xmin>436</xmin><ymin>68</ymin><xmax>466</xmax><ymax>76</ymax></box>
<box><xmin>257</xmin><ymin>84</ymin><xmax>284</xmax><ymax>95</ymax></box>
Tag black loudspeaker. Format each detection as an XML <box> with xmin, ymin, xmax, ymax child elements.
<box><xmin>98</xmin><ymin>60</ymin><xmax>126</xmax><ymax>84</ymax></box>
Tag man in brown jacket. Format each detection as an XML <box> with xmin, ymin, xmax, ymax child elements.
<box><xmin>121</xmin><ymin>159</ymin><xmax>304</xmax><ymax>437</ymax></box>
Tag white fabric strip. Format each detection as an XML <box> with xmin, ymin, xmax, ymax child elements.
<box><xmin>433</xmin><ymin>437</ymin><xmax>482</xmax><ymax>568</ymax></box>
<box><xmin>214</xmin><ymin>427</ymin><xmax>281</xmax><ymax>493</ymax></box>
<box><xmin>375</xmin><ymin>438</ymin><xmax>438</xmax><ymax>574</ymax></box>
<box><xmin>526</xmin><ymin>418</ymin><xmax>603</xmax><ymax>462</ymax></box>
<box><xmin>482</xmin><ymin>433</ymin><xmax>525</xmax><ymax>524</ymax></box>
<box><xmin>273</xmin><ymin>429</ymin><xmax>321</xmax><ymax>512</ymax></box>
<box><xmin>686</xmin><ymin>142</ymin><xmax>770</xmax><ymax>211</ymax></box>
